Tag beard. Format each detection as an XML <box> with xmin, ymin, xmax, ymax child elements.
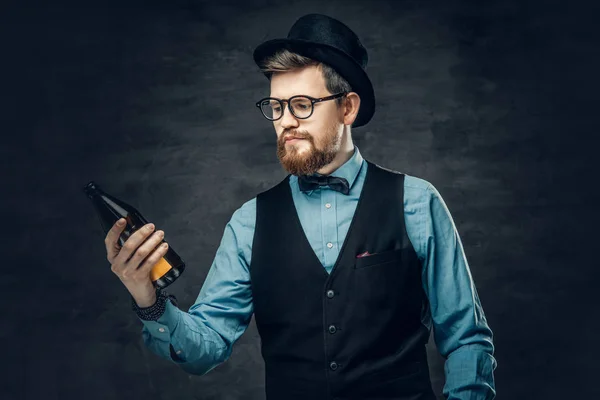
<box><xmin>276</xmin><ymin>120</ymin><xmax>341</xmax><ymax>176</ymax></box>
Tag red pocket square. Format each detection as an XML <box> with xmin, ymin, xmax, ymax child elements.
<box><xmin>356</xmin><ymin>251</ymin><xmax>372</xmax><ymax>258</ymax></box>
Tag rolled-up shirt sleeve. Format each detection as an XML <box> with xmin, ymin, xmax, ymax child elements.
<box><xmin>420</xmin><ymin>183</ymin><xmax>497</xmax><ymax>399</ymax></box>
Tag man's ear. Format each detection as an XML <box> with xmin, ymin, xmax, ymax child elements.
<box><xmin>342</xmin><ymin>92</ymin><xmax>361</xmax><ymax>126</ymax></box>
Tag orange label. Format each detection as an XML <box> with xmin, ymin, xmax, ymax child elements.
<box><xmin>150</xmin><ymin>257</ymin><xmax>173</xmax><ymax>282</ymax></box>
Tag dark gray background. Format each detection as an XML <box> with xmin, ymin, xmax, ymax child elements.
<box><xmin>3</xmin><ymin>0</ymin><xmax>599</xmax><ymax>399</ymax></box>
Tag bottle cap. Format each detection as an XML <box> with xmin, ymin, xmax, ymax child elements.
<box><xmin>83</xmin><ymin>181</ymin><xmax>99</xmax><ymax>197</ymax></box>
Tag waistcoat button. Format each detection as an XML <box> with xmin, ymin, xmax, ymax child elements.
<box><xmin>328</xmin><ymin>325</ymin><xmax>337</xmax><ymax>334</ymax></box>
<box><xmin>330</xmin><ymin>361</ymin><xmax>338</xmax><ymax>370</ymax></box>
<box><xmin>326</xmin><ymin>290</ymin><xmax>335</xmax><ymax>298</ymax></box>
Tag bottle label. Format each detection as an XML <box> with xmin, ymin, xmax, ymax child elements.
<box><xmin>151</xmin><ymin>257</ymin><xmax>173</xmax><ymax>282</ymax></box>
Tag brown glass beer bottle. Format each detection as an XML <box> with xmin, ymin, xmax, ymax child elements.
<box><xmin>83</xmin><ymin>181</ymin><xmax>185</xmax><ymax>289</ymax></box>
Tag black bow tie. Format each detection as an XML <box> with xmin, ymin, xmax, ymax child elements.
<box><xmin>298</xmin><ymin>174</ymin><xmax>350</xmax><ymax>195</ymax></box>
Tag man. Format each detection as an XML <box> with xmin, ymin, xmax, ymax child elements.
<box><xmin>105</xmin><ymin>13</ymin><xmax>497</xmax><ymax>400</ymax></box>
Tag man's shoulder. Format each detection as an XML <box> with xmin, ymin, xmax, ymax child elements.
<box><xmin>256</xmin><ymin>174</ymin><xmax>291</xmax><ymax>197</ymax></box>
<box><xmin>367</xmin><ymin>162</ymin><xmax>433</xmax><ymax>192</ymax></box>
<box><xmin>237</xmin><ymin>196</ymin><xmax>257</xmax><ymax>216</ymax></box>
<box><xmin>231</xmin><ymin>174</ymin><xmax>291</xmax><ymax>223</ymax></box>
<box><xmin>403</xmin><ymin>173</ymin><xmax>434</xmax><ymax>194</ymax></box>
<box><xmin>400</xmin><ymin>174</ymin><xmax>439</xmax><ymax>209</ymax></box>
<box><xmin>369</xmin><ymin>163</ymin><xmax>433</xmax><ymax>192</ymax></box>
<box><xmin>227</xmin><ymin>196</ymin><xmax>257</xmax><ymax>229</ymax></box>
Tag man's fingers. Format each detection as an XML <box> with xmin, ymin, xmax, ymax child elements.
<box><xmin>105</xmin><ymin>218</ymin><xmax>127</xmax><ymax>261</ymax></box>
<box><xmin>105</xmin><ymin>218</ymin><xmax>126</xmax><ymax>245</ymax></box>
<box><xmin>117</xmin><ymin>222</ymin><xmax>157</xmax><ymax>266</ymax></box>
<box><xmin>137</xmin><ymin>241</ymin><xmax>169</xmax><ymax>275</ymax></box>
<box><xmin>127</xmin><ymin>229</ymin><xmax>165</xmax><ymax>266</ymax></box>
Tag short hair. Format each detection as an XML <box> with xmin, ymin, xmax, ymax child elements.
<box><xmin>258</xmin><ymin>48</ymin><xmax>352</xmax><ymax>107</ymax></box>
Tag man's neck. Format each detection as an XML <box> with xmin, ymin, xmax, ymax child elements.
<box><xmin>316</xmin><ymin>142</ymin><xmax>355</xmax><ymax>176</ymax></box>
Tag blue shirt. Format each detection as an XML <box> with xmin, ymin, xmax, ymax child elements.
<box><xmin>139</xmin><ymin>145</ymin><xmax>497</xmax><ymax>399</ymax></box>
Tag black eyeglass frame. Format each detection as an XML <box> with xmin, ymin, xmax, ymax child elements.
<box><xmin>255</xmin><ymin>92</ymin><xmax>348</xmax><ymax>121</ymax></box>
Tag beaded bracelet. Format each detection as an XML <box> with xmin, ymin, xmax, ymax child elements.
<box><xmin>131</xmin><ymin>289</ymin><xmax>179</xmax><ymax>321</ymax></box>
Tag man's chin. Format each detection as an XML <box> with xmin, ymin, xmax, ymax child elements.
<box><xmin>279</xmin><ymin>159</ymin><xmax>317</xmax><ymax>176</ymax></box>
<box><xmin>277</xmin><ymin>144</ymin><xmax>322</xmax><ymax>175</ymax></box>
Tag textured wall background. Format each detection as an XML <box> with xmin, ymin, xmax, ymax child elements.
<box><xmin>4</xmin><ymin>0</ymin><xmax>599</xmax><ymax>399</ymax></box>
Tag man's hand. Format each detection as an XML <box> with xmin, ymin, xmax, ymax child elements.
<box><xmin>105</xmin><ymin>218</ymin><xmax>169</xmax><ymax>307</ymax></box>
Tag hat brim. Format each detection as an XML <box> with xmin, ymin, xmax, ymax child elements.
<box><xmin>253</xmin><ymin>38</ymin><xmax>375</xmax><ymax>128</ymax></box>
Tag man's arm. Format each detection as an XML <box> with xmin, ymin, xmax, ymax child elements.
<box><xmin>136</xmin><ymin>198</ymin><xmax>256</xmax><ymax>376</ymax></box>
<box><xmin>421</xmin><ymin>183</ymin><xmax>497</xmax><ymax>399</ymax></box>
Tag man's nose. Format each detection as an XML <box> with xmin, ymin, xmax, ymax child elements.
<box><xmin>279</xmin><ymin>102</ymin><xmax>299</xmax><ymax>129</ymax></box>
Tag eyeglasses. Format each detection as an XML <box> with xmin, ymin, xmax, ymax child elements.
<box><xmin>255</xmin><ymin>92</ymin><xmax>348</xmax><ymax>121</ymax></box>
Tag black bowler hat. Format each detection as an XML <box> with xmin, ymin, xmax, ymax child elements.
<box><xmin>253</xmin><ymin>13</ymin><xmax>375</xmax><ymax>128</ymax></box>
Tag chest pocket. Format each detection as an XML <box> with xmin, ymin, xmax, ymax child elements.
<box><xmin>354</xmin><ymin>248</ymin><xmax>404</xmax><ymax>269</ymax></box>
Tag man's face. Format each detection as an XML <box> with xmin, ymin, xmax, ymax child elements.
<box><xmin>271</xmin><ymin>65</ymin><xmax>344</xmax><ymax>176</ymax></box>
